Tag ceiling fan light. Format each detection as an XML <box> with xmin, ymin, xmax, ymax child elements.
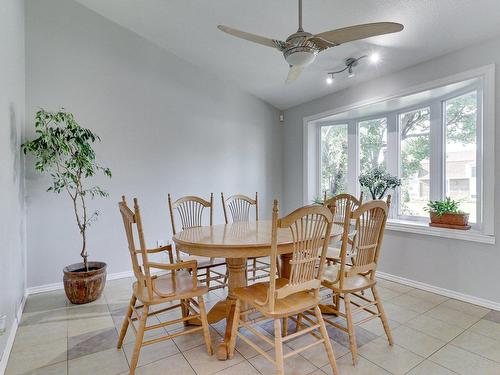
<box><xmin>326</xmin><ymin>75</ymin><xmax>333</xmax><ymax>85</ymax></box>
<box><xmin>285</xmin><ymin>50</ymin><xmax>316</xmax><ymax>67</ymax></box>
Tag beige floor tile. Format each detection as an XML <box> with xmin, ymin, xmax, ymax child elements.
<box><xmin>439</xmin><ymin>299</ymin><xmax>490</xmax><ymax>317</ymax></box>
<box><xmin>390</xmin><ymin>294</ymin><xmax>440</xmax><ymax>314</ymax></box>
<box><xmin>25</xmin><ymin>361</ymin><xmax>68</xmax><ymax>375</ymax></box>
<box><xmin>68</xmin><ymin>314</ymin><xmax>115</xmax><ymax>337</ymax></box>
<box><xmin>424</xmin><ymin>305</ymin><xmax>482</xmax><ymax>329</ymax></box>
<box><xmin>321</xmin><ymin>353</ymin><xmax>390</xmax><ymax>375</ymax></box>
<box><xmin>391</xmin><ymin>325</ymin><xmax>446</xmax><ymax>357</ymax></box>
<box><xmin>430</xmin><ymin>344</ymin><xmax>500</xmax><ymax>375</ymax></box>
<box><xmin>376</xmin><ymin>280</ymin><xmax>414</xmax><ymax>294</ymax></box>
<box><xmin>20</xmin><ymin>308</ymin><xmax>69</xmax><ymax>327</ymax></box>
<box><xmin>381</xmin><ymin>302</ymin><xmax>420</xmax><ymax>324</ymax></box>
<box><xmin>361</xmin><ymin>317</ymin><xmax>399</xmax><ymax>338</ymax></box>
<box><xmin>123</xmin><ymin>337</ymin><xmax>179</xmax><ymax>367</ymax></box>
<box><xmin>13</xmin><ymin>320</ymin><xmax>67</xmax><ymax>347</ymax></box>
<box><xmin>406</xmin><ymin>315</ymin><xmax>464</xmax><ymax>341</ymax></box>
<box><xmin>405</xmin><ymin>289</ymin><xmax>448</xmax><ymax>305</ymax></box>
<box><xmin>286</xmin><ymin>330</ymin><xmax>349</xmax><ymax>367</ymax></box>
<box><xmin>6</xmin><ymin>337</ymin><xmax>67</xmax><ymax>375</ymax></box>
<box><xmin>68</xmin><ymin>348</ymin><xmax>129</xmax><ymax>375</ymax></box>
<box><xmin>248</xmin><ymin>345</ymin><xmax>318</xmax><ymax>375</ymax></box>
<box><xmin>231</xmin><ymin>325</ymin><xmax>275</xmax><ymax>359</ymax></box>
<box><xmin>66</xmin><ymin>299</ymin><xmax>110</xmax><ymax>319</ymax></box>
<box><xmin>406</xmin><ymin>360</ymin><xmax>457</xmax><ymax>375</ymax></box>
<box><xmin>133</xmin><ymin>354</ymin><xmax>196</xmax><ymax>375</ymax></box>
<box><xmin>358</xmin><ymin>336</ymin><xmax>424</xmax><ymax>375</ymax></box>
<box><xmin>184</xmin><ymin>342</ymin><xmax>246</xmax><ymax>375</ymax></box>
<box><xmin>469</xmin><ymin>319</ymin><xmax>500</xmax><ymax>341</ymax></box>
<box><xmin>170</xmin><ymin>325</ymin><xmax>220</xmax><ymax>352</ymax></box>
<box><xmin>24</xmin><ymin>291</ymin><xmax>68</xmax><ymax>313</ymax></box>
<box><xmin>213</xmin><ymin>361</ymin><xmax>261</xmax><ymax>375</ymax></box>
<box><xmin>451</xmin><ymin>330</ymin><xmax>500</xmax><ymax>363</ymax></box>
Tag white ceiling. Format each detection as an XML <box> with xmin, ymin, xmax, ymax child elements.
<box><xmin>75</xmin><ymin>0</ymin><xmax>500</xmax><ymax>110</ymax></box>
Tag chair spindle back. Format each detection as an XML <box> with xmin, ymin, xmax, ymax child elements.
<box><xmin>264</xmin><ymin>200</ymin><xmax>334</xmax><ymax>312</ymax></box>
<box><xmin>221</xmin><ymin>192</ymin><xmax>258</xmax><ymax>223</ymax></box>
<box><xmin>323</xmin><ymin>192</ymin><xmax>363</xmax><ymax>226</ymax></box>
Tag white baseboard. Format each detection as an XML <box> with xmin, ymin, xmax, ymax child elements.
<box><xmin>0</xmin><ymin>292</ymin><xmax>27</xmax><ymax>375</ymax></box>
<box><xmin>26</xmin><ymin>270</ymin><xmax>135</xmax><ymax>295</ymax></box>
<box><xmin>377</xmin><ymin>271</ymin><xmax>500</xmax><ymax>311</ymax></box>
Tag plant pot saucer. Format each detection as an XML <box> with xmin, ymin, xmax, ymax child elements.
<box><xmin>429</xmin><ymin>223</ymin><xmax>471</xmax><ymax>230</ymax></box>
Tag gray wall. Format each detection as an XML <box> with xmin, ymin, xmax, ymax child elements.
<box><xmin>283</xmin><ymin>36</ymin><xmax>500</xmax><ymax>304</ymax></box>
<box><xmin>25</xmin><ymin>0</ymin><xmax>282</xmax><ymax>288</ymax></box>
<box><xmin>0</xmin><ymin>0</ymin><xmax>26</xmax><ymax>362</ymax></box>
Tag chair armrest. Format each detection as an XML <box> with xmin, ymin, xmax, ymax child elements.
<box><xmin>148</xmin><ymin>259</ymin><xmax>198</xmax><ymax>272</ymax></box>
<box><xmin>137</xmin><ymin>244</ymin><xmax>173</xmax><ymax>254</ymax></box>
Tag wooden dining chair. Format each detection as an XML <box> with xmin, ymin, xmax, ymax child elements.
<box><xmin>322</xmin><ymin>192</ymin><xmax>363</xmax><ymax>263</ymax></box>
<box><xmin>221</xmin><ymin>192</ymin><xmax>279</xmax><ymax>282</ymax></box>
<box><xmin>117</xmin><ymin>197</ymin><xmax>212</xmax><ymax>375</ymax></box>
<box><xmin>320</xmin><ymin>198</ymin><xmax>393</xmax><ymax>365</ymax></box>
<box><xmin>168</xmin><ymin>193</ymin><xmax>228</xmax><ymax>291</ymax></box>
<box><xmin>227</xmin><ymin>200</ymin><xmax>339</xmax><ymax>375</ymax></box>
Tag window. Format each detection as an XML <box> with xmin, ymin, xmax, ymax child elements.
<box><xmin>307</xmin><ymin>69</ymin><xmax>493</xmax><ymax>235</ymax></box>
<box><xmin>444</xmin><ymin>91</ymin><xmax>478</xmax><ymax>223</ymax></box>
<box><xmin>320</xmin><ymin>124</ymin><xmax>348</xmax><ymax>196</ymax></box>
<box><xmin>399</xmin><ymin>107</ymin><xmax>430</xmax><ymax>217</ymax></box>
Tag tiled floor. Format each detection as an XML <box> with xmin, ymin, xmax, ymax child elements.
<box><xmin>6</xmin><ymin>275</ymin><xmax>500</xmax><ymax>375</ymax></box>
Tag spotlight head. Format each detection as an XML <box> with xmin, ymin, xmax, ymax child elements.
<box><xmin>369</xmin><ymin>52</ymin><xmax>380</xmax><ymax>64</ymax></box>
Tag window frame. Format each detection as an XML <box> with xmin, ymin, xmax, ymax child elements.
<box><xmin>306</xmin><ymin>64</ymin><xmax>495</xmax><ymax>239</ymax></box>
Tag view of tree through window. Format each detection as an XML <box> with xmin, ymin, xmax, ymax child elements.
<box><xmin>320</xmin><ymin>124</ymin><xmax>348</xmax><ymax>196</ymax></box>
<box><xmin>399</xmin><ymin>107</ymin><xmax>430</xmax><ymax>216</ymax></box>
<box><xmin>359</xmin><ymin>118</ymin><xmax>387</xmax><ymax>198</ymax></box>
<box><xmin>445</xmin><ymin>91</ymin><xmax>477</xmax><ymax>223</ymax></box>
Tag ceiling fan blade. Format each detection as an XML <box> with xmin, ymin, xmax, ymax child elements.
<box><xmin>312</xmin><ymin>22</ymin><xmax>404</xmax><ymax>48</ymax></box>
<box><xmin>217</xmin><ymin>25</ymin><xmax>286</xmax><ymax>50</ymax></box>
<box><xmin>286</xmin><ymin>66</ymin><xmax>303</xmax><ymax>84</ymax></box>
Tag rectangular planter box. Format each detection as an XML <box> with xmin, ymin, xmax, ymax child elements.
<box><xmin>429</xmin><ymin>212</ymin><xmax>470</xmax><ymax>230</ymax></box>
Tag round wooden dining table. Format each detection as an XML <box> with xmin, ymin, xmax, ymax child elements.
<box><xmin>172</xmin><ymin>220</ymin><xmax>342</xmax><ymax>360</ymax></box>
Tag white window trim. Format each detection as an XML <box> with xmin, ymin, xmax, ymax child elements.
<box><xmin>303</xmin><ymin>64</ymin><xmax>495</xmax><ymax>241</ymax></box>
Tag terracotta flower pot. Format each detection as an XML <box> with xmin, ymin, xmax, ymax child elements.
<box><xmin>429</xmin><ymin>212</ymin><xmax>470</xmax><ymax>230</ymax></box>
<box><xmin>63</xmin><ymin>261</ymin><xmax>107</xmax><ymax>304</ymax></box>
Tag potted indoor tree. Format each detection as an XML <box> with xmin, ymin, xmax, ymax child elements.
<box><xmin>358</xmin><ymin>166</ymin><xmax>401</xmax><ymax>200</ymax></box>
<box><xmin>425</xmin><ymin>197</ymin><xmax>470</xmax><ymax>230</ymax></box>
<box><xmin>22</xmin><ymin>109</ymin><xmax>112</xmax><ymax>304</ymax></box>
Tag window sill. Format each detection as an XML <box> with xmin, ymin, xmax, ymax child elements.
<box><xmin>386</xmin><ymin>219</ymin><xmax>495</xmax><ymax>245</ymax></box>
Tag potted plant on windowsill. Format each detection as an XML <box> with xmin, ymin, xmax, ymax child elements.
<box><xmin>425</xmin><ymin>198</ymin><xmax>470</xmax><ymax>230</ymax></box>
<box><xmin>358</xmin><ymin>166</ymin><xmax>401</xmax><ymax>200</ymax></box>
<box><xmin>22</xmin><ymin>109</ymin><xmax>112</xmax><ymax>304</ymax></box>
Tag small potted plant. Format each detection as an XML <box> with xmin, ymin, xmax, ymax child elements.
<box><xmin>425</xmin><ymin>198</ymin><xmax>470</xmax><ymax>230</ymax></box>
<box><xmin>22</xmin><ymin>109</ymin><xmax>112</xmax><ymax>304</ymax></box>
<box><xmin>358</xmin><ymin>166</ymin><xmax>401</xmax><ymax>200</ymax></box>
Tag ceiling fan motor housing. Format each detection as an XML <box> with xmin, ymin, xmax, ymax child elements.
<box><xmin>284</xmin><ymin>31</ymin><xmax>319</xmax><ymax>67</ymax></box>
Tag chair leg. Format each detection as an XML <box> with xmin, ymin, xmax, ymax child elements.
<box><xmin>181</xmin><ymin>299</ymin><xmax>190</xmax><ymax>326</ymax></box>
<box><xmin>117</xmin><ymin>295</ymin><xmax>136</xmax><ymax>348</ymax></box>
<box><xmin>253</xmin><ymin>258</ymin><xmax>257</xmax><ymax>280</ymax></box>
<box><xmin>129</xmin><ymin>305</ymin><xmax>148</xmax><ymax>374</ymax></box>
<box><xmin>206</xmin><ymin>268</ymin><xmax>211</xmax><ymax>290</ymax></box>
<box><xmin>295</xmin><ymin>314</ymin><xmax>302</xmax><ymax>333</ymax></box>
<box><xmin>223</xmin><ymin>267</ymin><xmax>229</xmax><ymax>288</ymax></box>
<box><xmin>314</xmin><ymin>306</ymin><xmax>339</xmax><ymax>375</ymax></box>
<box><xmin>198</xmin><ymin>296</ymin><xmax>213</xmax><ymax>355</ymax></box>
<box><xmin>282</xmin><ymin>317</ymin><xmax>288</xmax><ymax>337</ymax></box>
<box><xmin>274</xmin><ymin>319</ymin><xmax>285</xmax><ymax>375</ymax></box>
<box><xmin>344</xmin><ymin>293</ymin><xmax>358</xmax><ymax>365</ymax></box>
<box><xmin>228</xmin><ymin>299</ymin><xmax>241</xmax><ymax>359</ymax></box>
<box><xmin>372</xmin><ymin>285</ymin><xmax>393</xmax><ymax>345</ymax></box>
<box><xmin>276</xmin><ymin>256</ymin><xmax>281</xmax><ymax>278</ymax></box>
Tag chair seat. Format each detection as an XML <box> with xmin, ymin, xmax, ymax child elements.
<box><xmin>134</xmin><ymin>271</ymin><xmax>208</xmax><ymax>304</ymax></box>
<box><xmin>179</xmin><ymin>255</ymin><xmax>226</xmax><ymax>269</ymax></box>
<box><xmin>321</xmin><ymin>263</ymin><xmax>375</xmax><ymax>292</ymax></box>
<box><xmin>234</xmin><ymin>278</ymin><xmax>318</xmax><ymax>317</ymax></box>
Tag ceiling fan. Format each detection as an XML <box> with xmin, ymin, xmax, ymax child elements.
<box><xmin>218</xmin><ymin>0</ymin><xmax>403</xmax><ymax>83</ymax></box>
